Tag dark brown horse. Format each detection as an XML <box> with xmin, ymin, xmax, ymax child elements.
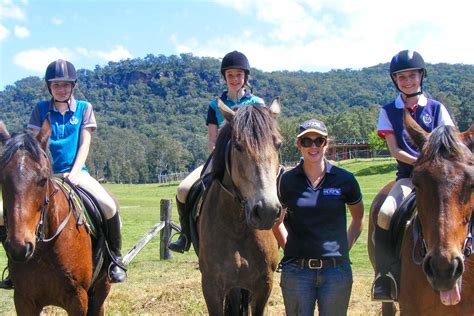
<box><xmin>198</xmin><ymin>99</ymin><xmax>282</xmax><ymax>315</ymax></box>
<box><xmin>0</xmin><ymin>119</ymin><xmax>111</xmax><ymax>315</ymax></box>
<box><xmin>369</xmin><ymin>112</ymin><xmax>473</xmax><ymax>316</ymax></box>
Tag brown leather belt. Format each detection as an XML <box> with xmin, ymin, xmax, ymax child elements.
<box><xmin>292</xmin><ymin>257</ymin><xmax>344</xmax><ymax>269</ymax></box>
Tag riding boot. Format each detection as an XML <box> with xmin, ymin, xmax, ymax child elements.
<box><xmin>105</xmin><ymin>213</ymin><xmax>127</xmax><ymax>283</ymax></box>
<box><xmin>168</xmin><ymin>198</ymin><xmax>191</xmax><ymax>253</ymax></box>
<box><xmin>0</xmin><ymin>226</ymin><xmax>13</xmax><ymax>290</ymax></box>
<box><xmin>372</xmin><ymin>225</ymin><xmax>399</xmax><ymax>302</ymax></box>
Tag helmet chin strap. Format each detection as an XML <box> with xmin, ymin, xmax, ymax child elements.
<box><xmin>401</xmin><ymin>90</ymin><xmax>423</xmax><ymax>98</ymax></box>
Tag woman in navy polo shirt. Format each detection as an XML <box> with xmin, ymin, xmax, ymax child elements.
<box><xmin>169</xmin><ymin>51</ymin><xmax>265</xmax><ymax>253</ymax></box>
<box><xmin>371</xmin><ymin>50</ymin><xmax>454</xmax><ymax>301</ymax></box>
<box><xmin>273</xmin><ymin>119</ymin><xmax>364</xmax><ymax>316</ymax></box>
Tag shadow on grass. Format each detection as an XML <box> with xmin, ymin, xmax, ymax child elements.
<box><xmin>354</xmin><ymin>163</ymin><xmax>397</xmax><ymax>176</ymax></box>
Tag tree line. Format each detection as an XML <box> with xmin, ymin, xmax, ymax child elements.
<box><xmin>1</xmin><ymin>54</ymin><xmax>472</xmax><ymax>183</ymax></box>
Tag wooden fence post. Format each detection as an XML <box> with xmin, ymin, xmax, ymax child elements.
<box><xmin>160</xmin><ymin>199</ymin><xmax>172</xmax><ymax>260</ymax></box>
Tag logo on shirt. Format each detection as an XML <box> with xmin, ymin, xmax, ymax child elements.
<box><xmin>422</xmin><ymin>113</ymin><xmax>432</xmax><ymax>126</ymax></box>
<box><xmin>69</xmin><ymin>116</ymin><xmax>79</xmax><ymax>125</ymax></box>
<box><xmin>323</xmin><ymin>188</ymin><xmax>341</xmax><ymax>196</ymax></box>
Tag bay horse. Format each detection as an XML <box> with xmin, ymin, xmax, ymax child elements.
<box><xmin>368</xmin><ymin>111</ymin><xmax>473</xmax><ymax>316</ymax></box>
<box><xmin>0</xmin><ymin>119</ymin><xmax>111</xmax><ymax>315</ymax></box>
<box><xmin>198</xmin><ymin>99</ymin><xmax>282</xmax><ymax>315</ymax></box>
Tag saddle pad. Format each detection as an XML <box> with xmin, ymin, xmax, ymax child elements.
<box><xmin>53</xmin><ymin>178</ymin><xmax>98</xmax><ymax>238</ymax></box>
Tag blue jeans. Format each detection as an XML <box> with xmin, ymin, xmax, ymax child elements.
<box><xmin>280</xmin><ymin>260</ymin><xmax>353</xmax><ymax>316</ymax></box>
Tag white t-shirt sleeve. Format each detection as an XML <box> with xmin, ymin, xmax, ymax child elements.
<box><xmin>377</xmin><ymin>108</ymin><xmax>393</xmax><ymax>139</ymax></box>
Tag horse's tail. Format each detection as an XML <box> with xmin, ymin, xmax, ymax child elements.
<box><xmin>225</xmin><ymin>288</ymin><xmax>250</xmax><ymax>315</ymax></box>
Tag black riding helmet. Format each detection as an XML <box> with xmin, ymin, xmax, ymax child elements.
<box><xmin>390</xmin><ymin>50</ymin><xmax>426</xmax><ymax>98</ymax></box>
<box><xmin>45</xmin><ymin>59</ymin><xmax>77</xmax><ymax>95</ymax></box>
<box><xmin>220</xmin><ymin>51</ymin><xmax>250</xmax><ymax>77</ymax></box>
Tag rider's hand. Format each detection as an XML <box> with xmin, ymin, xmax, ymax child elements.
<box><xmin>63</xmin><ymin>171</ymin><xmax>80</xmax><ymax>186</ymax></box>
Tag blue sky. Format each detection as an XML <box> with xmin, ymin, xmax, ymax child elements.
<box><xmin>1</xmin><ymin>0</ymin><xmax>474</xmax><ymax>90</ymax></box>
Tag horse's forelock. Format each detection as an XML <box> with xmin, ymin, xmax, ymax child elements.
<box><xmin>232</xmin><ymin>105</ymin><xmax>281</xmax><ymax>160</ymax></box>
<box><xmin>419</xmin><ymin>125</ymin><xmax>468</xmax><ymax>163</ymax></box>
<box><xmin>0</xmin><ymin>130</ymin><xmax>47</xmax><ymax>170</ymax></box>
<box><xmin>211</xmin><ymin>105</ymin><xmax>281</xmax><ymax>180</ymax></box>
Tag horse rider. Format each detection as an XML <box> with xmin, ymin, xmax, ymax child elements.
<box><xmin>168</xmin><ymin>51</ymin><xmax>265</xmax><ymax>253</ymax></box>
<box><xmin>0</xmin><ymin>59</ymin><xmax>127</xmax><ymax>288</ymax></box>
<box><xmin>371</xmin><ymin>50</ymin><xmax>455</xmax><ymax>301</ymax></box>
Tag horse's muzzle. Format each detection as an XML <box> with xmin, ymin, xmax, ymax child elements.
<box><xmin>4</xmin><ymin>239</ymin><xmax>35</xmax><ymax>262</ymax></box>
<box><xmin>248</xmin><ymin>200</ymin><xmax>281</xmax><ymax>230</ymax></box>
<box><xmin>423</xmin><ymin>254</ymin><xmax>464</xmax><ymax>291</ymax></box>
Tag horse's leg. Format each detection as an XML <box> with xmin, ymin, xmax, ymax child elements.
<box><xmin>13</xmin><ymin>293</ymin><xmax>43</xmax><ymax>316</ymax></box>
<box><xmin>87</xmin><ymin>274</ymin><xmax>111</xmax><ymax>316</ymax></box>
<box><xmin>382</xmin><ymin>302</ymin><xmax>396</xmax><ymax>316</ymax></box>
<box><xmin>63</xmin><ymin>288</ymin><xmax>89</xmax><ymax>316</ymax></box>
<box><xmin>202</xmin><ymin>277</ymin><xmax>225</xmax><ymax>316</ymax></box>
<box><xmin>249</xmin><ymin>283</ymin><xmax>272</xmax><ymax>316</ymax></box>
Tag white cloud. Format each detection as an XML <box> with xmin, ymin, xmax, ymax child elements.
<box><xmin>13</xmin><ymin>47</ymin><xmax>73</xmax><ymax>73</ymax></box>
<box><xmin>96</xmin><ymin>45</ymin><xmax>132</xmax><ymax>62</ymax></box>
<box><xmin>200</xmin><ymin>0</ymin><xmax>474</xmax><ymax>72</ymax></box>
<box><xmin>0</xmin><ymin>0</ymin><xmax>26</xmax><ymax>20</ymax></box>
<box><xmin>51</xmin><ymin>17</ymin><xmax>63</xmax><ymax>26</ymax></box>
<box><xmin>0</xmin><ymin>23</ymin><xmax>9</xmax><ymax>41</ymax></box>
<box><xmin>14</xmin><ymin>25</ymin><xmax>29</xmax><ymax>38</ymax></box>
<box><xmin>76</xmin><ymin>45</ymin><xmax>132</xmax><ymax>62</ymax></box>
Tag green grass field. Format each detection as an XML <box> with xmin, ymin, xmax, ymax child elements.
<box><xmin>0</xmin><ymin>158</ymin><xmax>396</xmax><ymax>314</ymax></box>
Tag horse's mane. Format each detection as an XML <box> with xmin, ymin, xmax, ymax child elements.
<box><xmin>418</xmin><ymin>125</ymin><xmax>469</xmax><ymax>164</ymax></box>
<box><xmin>0</xmin><ymin>130</ymin><xmax>48</xmax><ymax>169</ymax></box>
<box><xmin>211</xmin><ymin>105</ymin><xmax>281</xmax><ymax>180</ymax></box>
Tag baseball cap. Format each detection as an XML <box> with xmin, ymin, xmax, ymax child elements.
<box><xmin>296</xmin><ymin>119</ymin><xmax>328</xmax><ymax>138</ymax></box>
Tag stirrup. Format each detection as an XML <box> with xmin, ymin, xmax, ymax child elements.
<box><xmin>108</xmin><ymin>262</ymin><xmax>127</xmax><ymax>283</ymax></box>
<box><xmin>0</xmin><ymin>267</ymin><xmax>13</xmax><ymax>290</ymax></box>
<box><xmin>168</xmin><ymin>234</ymin><xmax>189</xmax><ymax>253</ymax></box>
<box><xmin>371</xmin><ymin>272</ymin><xmax>398</xmax><ymax>302</ymax></box>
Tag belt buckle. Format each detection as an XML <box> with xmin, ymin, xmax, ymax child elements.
<box><xmin>307</xmin><ymin>259</ymin><xmax>323</xmax><ymax>269</ymax></box>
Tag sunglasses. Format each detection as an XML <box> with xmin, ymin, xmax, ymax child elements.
<box><xmin>300</xmin><ymin>137</ymin><xmax>327</xmax><ymax>148</ymax></box>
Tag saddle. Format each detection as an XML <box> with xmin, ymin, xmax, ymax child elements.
<box><xmin>54</xmin><ymin>178</ymin><xmax>108</xmax><ymax>285</ymax></box>
<box><xmin>186</xmin><ymin>173</ymin><xmax>212</xmax><ymax>256</ymax></box>
<box><xmin>389</xmin><ymin>190</ymin><xmax>417</xmax><ymax>256</ymax></box>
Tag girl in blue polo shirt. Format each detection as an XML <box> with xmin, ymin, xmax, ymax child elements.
<box><xmin>169</xmin><ymin>51</ymin><xmax>264</xmax><ymax>253</ymax></box>
<box><xmin>371</xmin><ymin>50</ymin><xmax>454</xmax><ymax>301</ymax></box>
<box><xmin>27</xmin><ymin>60</ymin><xmax>127</xmax><ymax>283</ymax></box>
<box><xmin>273</xmin><ymin>119</ymin><xmax>364</xmax><ymax>316</ymax></box>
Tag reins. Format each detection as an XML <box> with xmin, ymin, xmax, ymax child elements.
<box><xmin>35</xmin><ymin>178</ymin><xmax>73</xmax><ymax>243</ymax></box>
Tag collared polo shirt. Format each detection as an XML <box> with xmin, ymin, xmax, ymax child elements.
<box><xmin>279</xmin><ymin>160</ymin><xmax>362</xmax><ymax>261</ymax></box>
<box><xmin>206</xmin><ymin>90</ymin><xmax>265</xmax><ymax>127</ymax></box>
<box><xmin>27</xmin><ymin>98</ymin><xmax>97</xmax><ymax>174</ymax></box>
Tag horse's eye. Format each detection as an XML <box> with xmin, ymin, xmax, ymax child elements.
<box><xmin>234</xmin><ymin>143</ymin><xmax>243</xmax><ymax>152</ymax></box>
<box><xmin>37</xmin><ymin>178</ymin><xmax>47</xmax><ymax>187</ymax></box>
<box><xmin>275</xmin><ymin>141</ymin><xmax>282</xmax><ymax>150</ymax></box>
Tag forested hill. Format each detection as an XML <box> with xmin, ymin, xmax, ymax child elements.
<box><xmin>1</xmin><ymin>54</ymin><xmax>473</xmax><ymax>183</ymax></box>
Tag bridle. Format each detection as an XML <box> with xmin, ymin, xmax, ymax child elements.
<box><xmin>35</xmin><ymin>177</ymin><xmax>74</xmax><ymax>243</ymax></box>
<box><xmin>219</xmin><ymin>140</ymin><xmax>246</xmax><ymax>209</ymax></box>
<box><xmin>412</xmin><ymin>210</ymin><xmax>474</xmax><ymax>265</ymax></box>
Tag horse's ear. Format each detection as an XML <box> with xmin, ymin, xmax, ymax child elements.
<box><xmin>404</xmin><ymin>109</ymin><xmax>428</xmax><ymax>149</ymax></box>
<box><xmin>459</xmin><ymin>124</ymin><xmax>474</xmax><ymax>152</ymax></box>
<box><xmin>36</xmin><ymin>113</ymin><xmax>51</xmax><ymax>150</ymax></box>
<box><xmin>0</xmin><ymin>121</ymin><xmax>11</xmax><ymax>145</ymax></box>
<box><xmin>268</xmin><ymin>97</ymin><xmax>281</xmax><ymax>116</ymax></box>
<box><xmin>217</xmin><ymin>98</ymin><xmax>235</xmax><ymax>123</ymax></box>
